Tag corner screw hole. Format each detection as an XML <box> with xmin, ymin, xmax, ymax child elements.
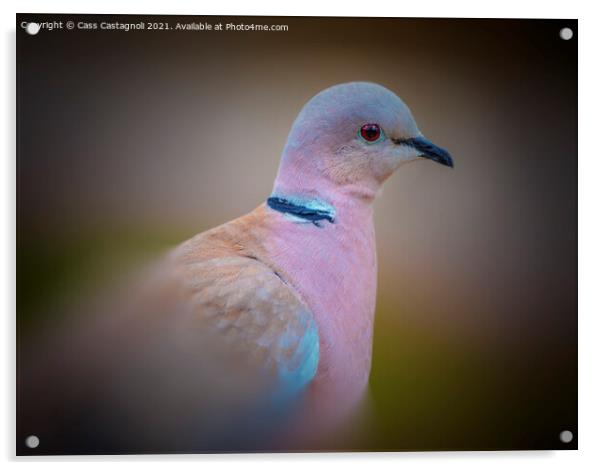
<box><xmin>25</xmin><ymin>23</ymin><xmax>40</xmax><ymax>35</ymax></box>
<box><xmin>559</xmin><ymin>27</ymin><xmax>573</xmax><ymax>40</ymax></box>
<box><xmin>25</xmin><ymin>435</ymin><xmax>40</xmax><ymax>448</ymax></box>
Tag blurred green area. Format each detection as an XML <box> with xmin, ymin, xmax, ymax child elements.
<box><xmin>17</xmin><ymin>223</ymin><xmax>199</xmax><ymax>333</ymax></box>
<box><xmin>369</xmin><ymin>300</ymin><xmax>576</xmax><ymax>450</ymax></box>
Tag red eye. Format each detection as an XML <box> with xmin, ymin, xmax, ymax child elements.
<box><xmin>359</xmin><ymin>123</ymin><xmax>381</xmax><ymax>142</ymax></box>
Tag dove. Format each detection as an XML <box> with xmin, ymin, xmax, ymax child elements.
<box><xmin>18</xmin><ymin>82</ymin><xmax>453</xmax><ymax>454</ymax></box>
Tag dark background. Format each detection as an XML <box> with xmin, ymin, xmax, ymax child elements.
<box><xmin>17</xmin><ymin>15</ymin><xmax>577</xmax><ymax>452</ymax></box>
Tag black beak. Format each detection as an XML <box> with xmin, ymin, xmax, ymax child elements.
<box><xmin>395</xmin><ymin>136</ymin><xmax>454</xmax><ymax>168</ymax></box>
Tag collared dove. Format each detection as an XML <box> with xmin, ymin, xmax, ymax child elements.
<box><xmin>18</xmin><ymin>82</ymin><xmax>453</xmax><ymax>454</ymax></box>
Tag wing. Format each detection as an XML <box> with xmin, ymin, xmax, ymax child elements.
<box><xmin>172</xmin><ymin>254</ymin><xmax>320</xmax><ymax>399</ymax></box>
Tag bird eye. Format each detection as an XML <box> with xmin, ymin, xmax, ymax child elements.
<box><xmin>359</xmin><ymin>123</ymin><xmax>382</xmax><ymax>143</ymax></box>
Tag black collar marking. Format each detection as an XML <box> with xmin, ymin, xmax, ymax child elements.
<box><xmin>266</xmin><ymin>197</ymin><xmax>335</xmax><ymax>227</ymax></box>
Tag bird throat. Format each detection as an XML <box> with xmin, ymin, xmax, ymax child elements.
<box><xmin>266</xmin><ymin>196</ymin><xmax>336</xmax><ymax>227</ymax></box>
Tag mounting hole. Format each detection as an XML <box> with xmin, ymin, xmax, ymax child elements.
<box><xmin>25</xmin><ymin>435</ymin><xmax>40</xmax><ymax>449</ymax></box>
<box><xmin>559</xmin><ymin>430</ymin><xmax>573</xmax><ymax>443</ymax></box>
<box><xmin>25</xmin><ymin>23</ymin><xmax>40</xmax><ymax>36</ymax></box>
<box><xmin>559</xmin><ymin>27</ymin><xmax>573</xmax><ymax>40</ymax></box>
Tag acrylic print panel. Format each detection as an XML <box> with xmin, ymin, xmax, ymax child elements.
<box><xmin>16</xmin><ymin>14</ymin><xmax>577</xmax><ymax>455</ymax></box>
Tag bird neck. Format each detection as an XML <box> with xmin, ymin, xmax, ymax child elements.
<box><xmin>271</xmin><ymin>156</ymin><xmax>379</xmax><ymax>220</ymax></box>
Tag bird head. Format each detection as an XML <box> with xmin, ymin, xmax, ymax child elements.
<box><xmin>273</xmin><ymin>82</ymin><xmax>453</xmax><ymax>202</ymax></box>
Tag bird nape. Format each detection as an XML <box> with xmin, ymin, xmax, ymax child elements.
<box><xmin>18</xmin><ymin>82</ymin><xmax>453</xmax><ymax>454</ymax></box>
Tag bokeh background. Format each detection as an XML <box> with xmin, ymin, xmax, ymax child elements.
<box><xmin>17</xmin><ymin>15</ymin><xmax>577</xmax><ymax>451</ymax></box>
